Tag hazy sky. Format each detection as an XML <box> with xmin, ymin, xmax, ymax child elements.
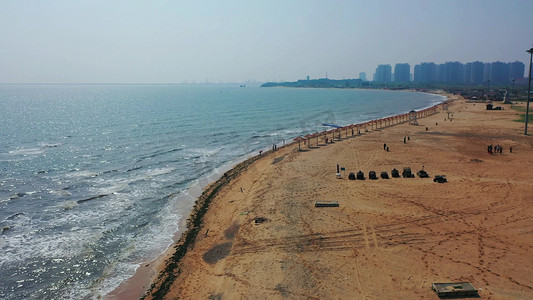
<box><xmin>1</xmin><ymin>0</ymin><xmax>532</xmax><ymax>83</ymax></box>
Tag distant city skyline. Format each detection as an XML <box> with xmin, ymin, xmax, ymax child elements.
<box><xmin>371</xmin><ymin>60</ymin><xmax>525</xmax><ymax>85</ymax></box>
<box><xmin>1</xmin><ymin>1</ymin><xmax>532</xmax><ymax>84</ymax></box>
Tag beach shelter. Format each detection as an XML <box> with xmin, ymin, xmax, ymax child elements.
<box><xmin>293</xmin><ymin>136</ymin><xmax>304</xmax><ymax>150</ymax></box>
<box><xmin>314</xmin><ymin>132</ymin><xmax>320</xmax><ymax>145</ymax></box>
<box><xmin>330</xmin><ymin>129</ymin><xmax>336</xmax><ymax>140</ymax></box>
<box><xmin>304</xmin><ymin>134</ymin><xmax>313</xmax><ymax>147</ymax></box>
<box><xmin>409</xmin><ymin>110</ymin><xmax>418</xmax><ymax>125</ymax></box>
<box><xmin>349</xmin><ymin>124</ymin><xmax>355</xmax><ymax>136</ymax></box>
<box><xmin>326</xmin><ymin>129</ymin><xmax>332</xmax><ymax>141</ymax></box>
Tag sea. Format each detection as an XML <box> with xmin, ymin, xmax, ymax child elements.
<box><xmin>0</xmin><ymin>84</ymin><xmax>445</xmax><ymax>299</ymax></box>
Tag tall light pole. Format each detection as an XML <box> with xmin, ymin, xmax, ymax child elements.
<box><xmin>525</xmin><ymin>48</ymin><xmax>533</xmax><ymax>135</ymax></box>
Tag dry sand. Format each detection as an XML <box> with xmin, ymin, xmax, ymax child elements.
<box><xmin>142</xmin><ymin>96</ymin><xmax>533</xmax><ymax>299</ymax></box>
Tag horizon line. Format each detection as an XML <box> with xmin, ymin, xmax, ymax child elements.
<box><xmin>0</xmin><ymin>82</ymin><xmax>266</xmax><ymax>86</ymax></box>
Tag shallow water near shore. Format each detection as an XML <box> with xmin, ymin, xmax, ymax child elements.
<box><xmin>0</xmin><ymin>84</ymin><xmax>443</xmax><ymax>298</ymax></box>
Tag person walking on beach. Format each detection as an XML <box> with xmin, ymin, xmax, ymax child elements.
<box><xmin>383</xmin><ymin>143</ymin><xmax>387</xmax><ymax>150</ymax></box>
<box><xmin>510</xmin><ymin>146</ymin><xmax>513</xmax><ymax>153</ymax></box>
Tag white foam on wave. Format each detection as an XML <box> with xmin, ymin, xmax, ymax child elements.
<box><xmin>186</xmin><ymin>147</ymin><xmax>223</xmax><ymax>158</ymax></box>
<box><xmin>65</xmin><ymin>169</ymin><xmax>98</xmax><ymax>178</ymax></box>
<box><xmin>2</xmin><ymin>147</ymin><xmax>44</xmax><ymax>161</ymax></box>
<box><xmin>0</xmin><ymin>211</ymin><xmax>100</xmax><ymax>264</ymax></box>
<box><xmin>143</xmin><ymin>167</ymin><xmax>176</xmax><ymax>178</ymax></box>
<box><xmin>7</xmin><ymin>148</ymin><xmax>44</xmax><ymax>156</ymax></box>
<box><xmin>49</xmin><ymin>189</ymin><xmax>73</xmax><ymax>197</ymax></box>
<box><xmin>38</xmin><ymin>142</ymin><xmax>62</xmax><ymax>148</ymax></box>
<box><xmin>95</xmin><ymin>193</ymin><xmax>182</xmax><ymax>297</ymax></box>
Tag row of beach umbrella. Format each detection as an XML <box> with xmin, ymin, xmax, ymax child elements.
<box><xmin>293</xmin><ymin>105</ymin><xmax>440</xmax><ymax>150</ymax></box>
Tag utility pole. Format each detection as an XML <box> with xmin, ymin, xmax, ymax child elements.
<box><xmin>525</xmin><ymin>48</ymin><xmax>533</xmax><ymax>135</ymax></box>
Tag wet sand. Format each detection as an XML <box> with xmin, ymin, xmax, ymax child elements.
<box><xmin>141</xmin><ymin>95</ymin><xmax>533</xmax><ymax>299</ymax></box>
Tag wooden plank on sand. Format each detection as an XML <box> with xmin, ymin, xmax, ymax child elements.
<box><xmin>315</xmin><ymin>201</ymin><xmax>340</xmax><ymax>207</ymax></box>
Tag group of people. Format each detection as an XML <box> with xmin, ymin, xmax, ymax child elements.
<box><xmin>488</xmin><ymin>144</ymin><xmax>510</xmax><ymax>154</ymax></box>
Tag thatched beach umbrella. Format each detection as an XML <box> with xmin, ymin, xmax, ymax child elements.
<box><xmin>304</xmin><ymin>134</ymin><xmax>313</xmax><ymax>147</ymax></box>
<box><xmin>293</xmin><ymin>136</ymin><xmax>304</xmax><ymax>150</ymax></box>
<box><xmin>327</xmin><ymin>129</ymin><xmax>334</xmax><ymax>141</ymax></box>
<box><xmin>348</xmin><ymin>124</ymin><xmax>355</xmax><ymax>136</ymax></box>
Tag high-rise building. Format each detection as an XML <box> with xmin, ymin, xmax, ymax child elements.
<box><xmin>413</xmin><ymin>65</ymin><xmax>421</xmax><ymax>82</ymax></box>
<box><xmin>509</xmin><ymin>61</ymin><xmax>525</xmax><ymax>81</ymax></box>
<box><xmin>438</xmin><ymin>64</ymin><xmax>445</xmax><ymax>82</ymax></box>
<box><xmin>414</xmin><ymin>62</ymin><xmax>438</xmax><ymax>83</ymax></box>
<box><xmin>464</xmin><ymin>63</ymin><xmax>472</xmax><ymax>84</ymax></box>
<box><xmin>441</xmin><ymin>61</ymin><xmax>465</xmax><ymax>83</ymax></box>
<box><xmin>470</xmin><ymin>61</ymin><xmax>484</xmax><ymax>84</ymax></box>
<box><xmin>483</xmin><ymin>63</ymin><xmax>491</xmax><ymax>82</ymax></box>
<box><xmin>374</xmin><ymin>64</ymin><xmax>392</xmax><ymax>82</ymax></box>
<box><xmin>359</xmin><ymin>72</ymin><xmax>367</xmax><ymax>81</ymax></box>
<box><xmin>394</xmin><ymin>63</ymin><xmax>410</xmax><ymax>82</ymax></box>
<box><xmin>490</xmin><ymin>61</ymin><xmax>510</xmax><ymax>84</ymax></box>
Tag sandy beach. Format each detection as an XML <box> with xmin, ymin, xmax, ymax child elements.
<box><xmin>140</xmin><ymin>95</ymin><xmax>533</xmax><ymax>299</ymax></box>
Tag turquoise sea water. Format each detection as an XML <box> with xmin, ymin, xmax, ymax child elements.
<box><xmin>0</xmin><ymin>84</ymin><xmax>444</xmax><ymax>298</ymax></box>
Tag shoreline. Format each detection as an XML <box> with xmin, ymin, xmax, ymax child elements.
<box><xmin>106</xmin><ymin>143</ymin><xmax>294</xmax><ymax>299</ymax></box>
<box><xmin>127</xmin><ymin>94</ymin><xmax>449</xmax><ymax>299</ymax></box>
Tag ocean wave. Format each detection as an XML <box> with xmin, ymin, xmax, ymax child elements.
<box><xmin>6</xmin><ymin>147</ymin><xmax>44</xmax><ymax>156</ymax></box>
<box><xmin>144</xmin><ymin>167</ymin><xmax>176</xmax><ymax>177</ymax></box>
<box><xmin>135</xmin><ymin>147</ymin><xmax>184</xmax><ymax>162</ymax></box>
<box><xmin>65</xmin><ymin>170</ymin><xmax>99</xmax><ymax>178</ymax></box>
<box><xmin>184</xmin><ymin>147</ymin><xmax>223</xmax><ymax>160</ymax></box>
<box><xmin>38</xmin><ymin>142</ymin><xmax>62</xmax><ymax>148</ymax></box>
